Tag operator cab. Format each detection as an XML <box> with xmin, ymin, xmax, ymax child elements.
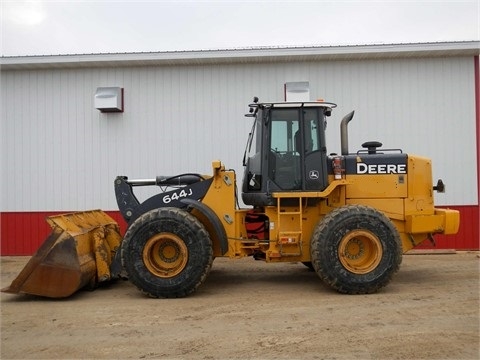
<box><xmin>242</xmin><ymin>99</ymin><xmax>336</xmax><ymax>206</ymax></box>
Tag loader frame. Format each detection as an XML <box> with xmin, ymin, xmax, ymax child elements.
<box><xmin>2</xmin><ymin>99</ymin><xmax>460</xmax><ymax>299</ymax></box>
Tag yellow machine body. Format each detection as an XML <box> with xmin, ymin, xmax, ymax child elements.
<box><xmin>198</xmin><ymin>159</ymin><xmax>459</xmax><ymax>262</ymax></box>
<box><xmin>3</xmin><ymin>100</ymin><xmax>460</xmax><ymax>298</ymax></box>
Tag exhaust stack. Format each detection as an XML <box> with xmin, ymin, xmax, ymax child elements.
<box><xmin>340</xmin><ymin>111</ymin><xmax>355</xmax><ymax>155</ymax></box>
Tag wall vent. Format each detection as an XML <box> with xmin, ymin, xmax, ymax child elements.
<box><xmin>284</xmin><ymin>82</ymin><xmax>310</xmax><ymax>101</ymax></box>
<box><xmin>95</xmin><ymin>87</ymin><xmax>124</xmax><ymax>113</ymax></box>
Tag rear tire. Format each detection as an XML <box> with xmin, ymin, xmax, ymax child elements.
<box><xmin>311</xmin><ymin>205</ymin><xmax>402</xmax><ymax>294</ymax></box>
<box><xmin>121</xmin><ymin>207</ymin><xmax>213</xmax><ymax>298</ymax></box>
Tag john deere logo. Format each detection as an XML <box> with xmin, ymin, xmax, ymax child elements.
<box><xmin>356</xmin><ymin>163</ymin><xmax>407</xmax><ymax>174</ymax></box>
<box><xmin>309</xmin><ymin>170</ymin><xmax>319</xmax><ymax>179</ymax></box>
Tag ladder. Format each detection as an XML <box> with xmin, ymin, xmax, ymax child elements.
<box><xmin>276</xmin><ymin>196</ymin><xmax>303</xmax><ymax>257</ymax></box>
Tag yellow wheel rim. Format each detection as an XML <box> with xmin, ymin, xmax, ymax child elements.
<box><xmin>338</xmin><ymin>230</ymin><xmax>383</xmax><ymax>274</ymax></box>
<box><xmin>143</xmin><ymin>233</ymin><xmax>188</xmax><ymax>278</ymax></box>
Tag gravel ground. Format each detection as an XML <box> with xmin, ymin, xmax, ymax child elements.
<box><xmin>1</xmin><ymin>252</ymin><xmax>479</xmax><ymax>360</ymax></box>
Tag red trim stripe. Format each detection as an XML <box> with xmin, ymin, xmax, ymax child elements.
<box><xmin>1</xmin><ymin>211</ymin><xmax>127</xmax><ymax>256</ymax></box>
<box><xmin>0</xmin><ymin>206</ymin><xmax>477</xmax><ymax>255</ymax></box>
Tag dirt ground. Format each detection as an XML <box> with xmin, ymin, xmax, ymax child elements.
<box><xmin>1</xmin><ymin>252</ymin><xmax>479</xmax><ymax>360</ymax></box>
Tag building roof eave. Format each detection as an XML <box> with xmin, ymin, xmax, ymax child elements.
<box><xmin>1</xmin><ymin>41</ymin><xmax>479</xmax><ymax>70</ymax></box>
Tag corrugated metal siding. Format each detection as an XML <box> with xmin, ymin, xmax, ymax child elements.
<box><xmin>1</xmin><ymin>57</ymin><xmax>477</xmax><ymax>211</ymax></box>
<box><xmin>310</xmin><ymin>58</ymin><xmax>477</xmax><ymax>207</ymax></box>
<box><xmin>0</xmin><ymin>66</ymin><xmax>249</xmax><ymax>210</ymax></box>
<box><xmin>4</xmin><ymin>66</ymin><xmax>214</xmax><ymax>210</ymax></box>
<box><xmin>1</xmin><ymin>56</ymin><xmax>478</xmax><ymax>253</ymax></box>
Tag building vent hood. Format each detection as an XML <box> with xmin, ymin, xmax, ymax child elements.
<box><xmin>95</xmin><ymin>87</ymin><xmax>124</xmax><ymax>113</ymax></box>
<box><xmin>284</xmin><ymin>81</ymin><xmax>310</xmax><ymax>101</ymax></box>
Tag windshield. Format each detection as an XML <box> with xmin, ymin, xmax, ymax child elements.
<box><xmin>243</xmin><ymin>112</ymin><xmax>263</xmax><ymax>171</ymax></box>
<box><xmin>270</xmin><ymin>109</ymin><xmax>299</xmax><ymax>154</ymax></box>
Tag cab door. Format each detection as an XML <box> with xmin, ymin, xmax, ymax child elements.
<box><xmin>299</xmin><ymin>108</ymin><xmax>329</xmax><ymax>191</ymax></box>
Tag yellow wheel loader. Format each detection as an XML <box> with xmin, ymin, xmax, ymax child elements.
<box><xmin>3</xmin><ymin>98</ymin><xmax>460</xmax><ymax>298</ymax></box>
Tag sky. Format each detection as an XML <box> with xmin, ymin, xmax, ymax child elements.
<box><xmin>1</xmin><ymin>0</ymin><xmax>479</xmax><ymax>57</ymax></box>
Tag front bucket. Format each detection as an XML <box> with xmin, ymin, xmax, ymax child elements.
<box><xmin>2</xmin><ymin>210</ymin><xmax>122</xmax><ymax>298</ymax></box>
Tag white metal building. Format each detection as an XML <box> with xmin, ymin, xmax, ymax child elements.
<box><xmin>1</xmin><ymin>41</ymin><xmax>479</xmax><ymax>254</ymax></box>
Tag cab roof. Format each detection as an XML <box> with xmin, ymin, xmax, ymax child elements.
<box><xmin>248</xmin><ymin>101</ymin><xmax>337</xmax><ymax>111</ymax></box>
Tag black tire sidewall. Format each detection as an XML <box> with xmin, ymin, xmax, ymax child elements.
<box><xmin>121</xmin><ymin>207</ymin><xmax>213</xmax><ymax>298</ymax></box>
<box><xmin>311</xmin><ymin>205</ymin><xmax>402</xmax><ymax>294</ymax></box>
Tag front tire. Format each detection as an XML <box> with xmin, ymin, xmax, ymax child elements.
<box><xmin>121</xmin><ymin>207</ymin><xmax>213</xmax><ymax>298</ymax></box>
<box><xmin>311</xmin><ymin>205</ymin><xmax>402</xmax><ymax>294</ymax></box>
